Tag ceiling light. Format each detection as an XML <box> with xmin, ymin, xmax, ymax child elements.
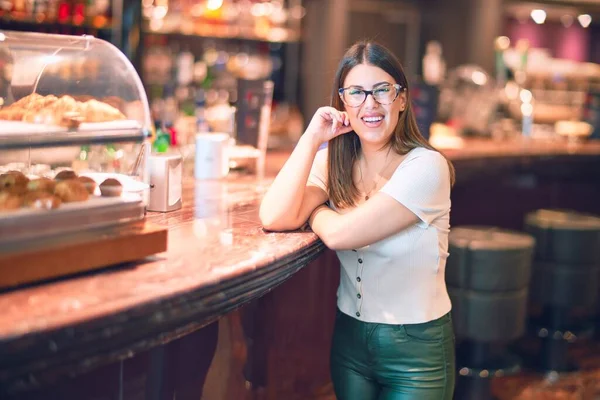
<box><xmin>561</xmin><ymin>14</ymin><xmax>574</xmax><ymax>28</ymax></box>
<box><xmin>471</xmin><ymin>71</ymin><xmax>488</xmax><ymax>86</ymax></box>
<box><xmin>206</xmin><ymin>0</ymin><xmax>223</xmax><ymax>11</ymax></box>
<box><xmin>495</xmin><ymin>36</ymin><xmax>511</xmax><ymax>51</ymax></box>
<box><xmin>578</xmin><ymin>14</ymin><xmax>592</xmax><ymax>28</ymax></box>
<box><xmin>531</xmin><ymin>9</ymin><xmax>547</xmax><ymax>24</ymax></box>
<box><xmin>520</xmin><ymin>89</ymin><xmax>533</xmax><ymax>104</ymax></box>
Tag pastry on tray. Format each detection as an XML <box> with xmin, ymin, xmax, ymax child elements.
<box><xmin>0</xmin><ymin>93</ymin><xmax>126</xmax><ymax>127</ymax></box>
<box><xmin>54</xmin><ymin>180</ymin><xmax>89</xmax><ymax>203</ymax></box>
<box><xmin>21</xmin><ymin>95</ymin><xmax>59</xmax><ymax>118</ymax></box>
<box><xmin>22</xmin><ymin>95</ymin><xmax>79</xmax><ymax>125</ymax></box>
<box><xmin>0</xmin><ymin>171</ymin><xmax>29</xmax><ymax>191</ymax></box>
<box><xmin>77</xmin><ymin>176</ymin><xmax>97</xmax><ymax>194</ymax></box>
<box><xmin>0</xmin><ymin>191</ymin><xmax>23</xmax><ymax>210</ymax></box>
<box><xmin>23</xmin><ymin>191</ymin><xmax>62</xmax><ymax>210</ymax></box>
<box><xmin>0</xmin><ymin>94</ymin><xmax>57</xmax><ymax>121</ymax></box>
<box><xmin>54</xmin><ymin>169</ymin><xmax>78</xmax><ymax>181</ymax></box>
<box><xmin>0</xmin><ymin>93</ymin><xmax>42</xmax><ymax>117</ymax></box>
<box><xmin>27</xmin><ymin>177</ymin><xmax>56</xmax><ymax>193</ymax></box>
<box><xmin>10</xmin><ymin>93</ymin><xmax>44</xmax><ymax>108</ymax></box>
<box><xmin>99</xmin><ymin>178</ymin><xmax>123</xmax><ymax>197</ymax></box>
<box><xmin>80</xmin><ymin>99</ymin><xmax>126</xmax><ymax>122</ymax></box>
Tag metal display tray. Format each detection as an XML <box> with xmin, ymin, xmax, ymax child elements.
<box><xmin>0</xmin><ymin>120</ymin><xmax>147</xmax><ymax>149</ymax></box>
<box><xmin>0</xmin><ymin>194</ymin><xmax>145</xmax><ymax>250</ymax></box>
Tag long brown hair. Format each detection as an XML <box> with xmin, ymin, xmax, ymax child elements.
<box><xmin>327</xmin><ymin>41</ymin><xmax>455</xmax><ymax>209</ymax></box>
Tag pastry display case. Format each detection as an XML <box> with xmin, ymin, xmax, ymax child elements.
<box><xmin>0</xmin><ymin>30</ymin><xmax>166</xmax><ymax>288</ymax></box>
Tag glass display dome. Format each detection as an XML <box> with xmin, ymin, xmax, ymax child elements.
<box><xmin>0</xmin><ymin>30</ymin><xmax>153</xmax><ymax>242</ymax></box>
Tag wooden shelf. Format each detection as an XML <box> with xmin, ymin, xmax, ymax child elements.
<box><xmin>0</xmin><ymin>16</ymin><xmax>113</xmax><ymax>31</ymax></box>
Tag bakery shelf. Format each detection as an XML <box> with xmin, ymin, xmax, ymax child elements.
<box><xmin>0</xmin><ymin>16</ymin><xmax>114</xmax><ymax>31</ymax></box>
<box><xmin>143</xmin><ymin>23</ymin><xmax>301</xmax><ymax>43</ymax></box>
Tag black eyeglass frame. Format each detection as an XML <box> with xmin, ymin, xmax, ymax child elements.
<box><xmin>338</xmin><ymin>83</ymin><xmax>404</xmax><ymax>107</ymax></box>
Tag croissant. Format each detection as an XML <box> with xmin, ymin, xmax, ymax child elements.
<box><xmin>21</xmin><ymin>95</ymin><xmax>60</xmax><ymax>123</ymax></box>
<box><xmin>0</xmin><ymin>108</ymin><xmax>24</xmax><ymax>121</ymax></box>
<box><xmin>0</xmin><ymin>93</ymin><xmax>53</xmax><ymax>121</ymax></box>
<box><xmin>0</xmin><ymin>93</ymin><xmax>127</xmax><ymax>125</ymax></box>
<box><xmin>11</xmin><ymin>93</ymin><xmax>44</xmax><ymax>108</ymax></box>
<box><xmin>24</xmin><ymin>95</ymin><xmax>80</xmax><ymax>125</ymax></box>
<box><xmin>80</xmin><ymin>99</ymin><xmax>126</xmax><ymax>122</ymax></box>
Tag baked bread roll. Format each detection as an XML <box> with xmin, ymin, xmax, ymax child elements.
<box><xmin>77</xmin><ymin>176</ymin><xmax>97</xmax><ymax>194</ymax></box>
<box><xmin>54</xmin><ymin>180</ymin><xmax>89</xmax><ymax>203</ymax></box>
<box><xmin>0</xmin><ymin>192</ymin><xmax>23</xmax><ymax>210</ymax></box>
<box><xmin>27</xmin><ymin>177</ymin><xmax>56</xmax><ymax>193</ymax></box>
<box><xmin>54</xmin><ymin>170</ymin><xmax>78</xmax><ymax>181</ymax></box>
<box><xmin>23</xmin><ymin>191</ymin><xmax>61</xmax><ymax>210</ymax></box>
<box><xmin>0</xmin><ymin>171</ymin><xmax>29</xmax><ymax>191</ymax></box>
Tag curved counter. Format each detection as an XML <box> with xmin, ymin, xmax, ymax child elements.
<box><xmin>0</xmin><ymin>178</ymin><xmax>326</xmax><ymax>397</ymax></box>
<box><xmin>0</xmin><ymin>138</ymin><xmax>599</xmax><ymax>398</ymax></box>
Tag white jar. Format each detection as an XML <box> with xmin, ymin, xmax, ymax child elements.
<box><xmin>194</xmin><ymin>133</ymin><xmax>230</xmax><ymax>180</ymax></box>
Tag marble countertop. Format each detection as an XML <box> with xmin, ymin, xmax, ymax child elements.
<box><xmin>0</xmin><ymin>176</ymin><xmax>326</xmax><ymax>395</ymax></box>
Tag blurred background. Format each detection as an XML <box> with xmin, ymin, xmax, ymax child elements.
<box><xmin>1</xmin><ymin>0</ymin><xmax>599</xmax><ymax>149</ymax></box>
<box><xmin>2</xmin><ymin>2</ymin><xmax>600</xmax><ymax>400</ymax></box>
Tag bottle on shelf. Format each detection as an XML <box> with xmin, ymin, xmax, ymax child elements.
<box><xmin>72</xmin><ymin>0</ymin><xmax>86</xmax><ymax>25</ymax></box>
<box><xmin>195</xmin><ymin>87</ymin><xmax>210</xmax><ymax>133</ymax></box>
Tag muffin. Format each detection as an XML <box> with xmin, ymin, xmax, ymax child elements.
<box><xmin>0</xmin><ymin>171</ymin><xmax>29</xmax><ymax>191</ymax></box>
<box><xmin>99</xmin><ymin>178</ymin><xmax>123</xmax><ymax>197</ymax></box>
<box><xmin>23</xmin><ymin>191</ymin><xmax>61</xmax><ymax>210</ymax></box>
<box><xmin>54</xmin><ymin>180</ymin><xmax>89</xmax><ymax>203</ymax></box>
<box><xmin>27</xmin><ymin>177</ymin><xmax>56</xmax><ymax>193</ymax></box>
<box><xmin>54</xmin><ymin>169</ymin><xmax>78</xmax><ymax>181</ymax></box>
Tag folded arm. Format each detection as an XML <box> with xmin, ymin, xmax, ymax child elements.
<box><xmin>308</xmin><ymin>192</ymin><xmax>419</xmax><ymax>250</ymax></box>
<box><xmin>308</xmin><ymin>149</ymin><xmax>451</xmax><ymax>249</ymax></box>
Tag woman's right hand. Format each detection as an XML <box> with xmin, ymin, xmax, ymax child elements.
<box><xmin>305</xmin><ymin>106</ymin><xmax>353</xmax><ymax>145</ymax></box>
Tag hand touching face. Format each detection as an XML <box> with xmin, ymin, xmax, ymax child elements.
<box><xmin>305</xmin><ymin>106</ymin><xmax>353</xmax><ymax>145</ymax></box>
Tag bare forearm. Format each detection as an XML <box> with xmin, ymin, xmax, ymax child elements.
<box><xmin>259</xmin><ymin>133</ymin><xmax>320</xmax><ymax>229</ymax></box>
<box><xmin>309</xmin><ymin>206</ymin><xmax>347</xmax><ymax>249</ymax></box>
<box><xmin>309</xmin><ymin>194</ymin><xmax>419</xmax><ymax>250</ymax></box>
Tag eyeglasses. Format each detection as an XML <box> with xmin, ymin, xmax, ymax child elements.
<box><xmin>338</xmin><ymin>83</ymin><xmax>403</xmax><ymax>108</ymax></box>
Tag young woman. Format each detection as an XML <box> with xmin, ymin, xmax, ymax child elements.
<box><xmin>260</xmin><ymin>41</ymin><xmax>456</xmax><ymax>400</ymax></box>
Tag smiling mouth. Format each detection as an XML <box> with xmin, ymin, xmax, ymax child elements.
<box><xmin>362</xmin><ymin>116</ymin><xmax>384</xmax><ymax>123</ymax></box>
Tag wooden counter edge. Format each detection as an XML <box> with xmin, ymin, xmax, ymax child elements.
<box><xmin>0</xmin><ymin>222</ymin><xmax>168</xmax><ymax>289</ymax></box>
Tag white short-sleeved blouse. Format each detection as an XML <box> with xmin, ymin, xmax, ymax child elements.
<box><xmin>308</xmin><ymin>146</ymin><xmax>452</xmax><ymax>324</ymax></box>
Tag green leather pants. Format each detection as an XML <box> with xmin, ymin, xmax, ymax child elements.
<box><xmin>330</xmin><ymin>310</ymin><xmax>456</xmax><ymax>400</ymax></box>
